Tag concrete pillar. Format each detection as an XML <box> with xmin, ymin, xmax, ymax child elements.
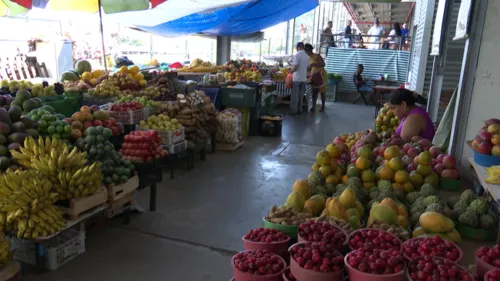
<box><xmin>216</xmin><ymin>36</ymin><xmax>231</xmax><ymax>65</ymax></box>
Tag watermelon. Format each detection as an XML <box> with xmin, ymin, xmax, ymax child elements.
<box><xmin>75</xmin><ymin>60</ymin><xmax>92</xmax><ymax>75</ymax></box>
<box><xmin>60</xmin><ymin>71</ymin><xmax>79</xmax><ymax>82</ymax></box>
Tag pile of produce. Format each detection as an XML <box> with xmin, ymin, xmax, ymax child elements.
<box><xmin>290</xmin><ymin>242</ymin><xmax>344</xmax><ymax>272</ymax></box>
<box><xmin>346</xmin><ymin>249</ymin><xmax>405</xmax><ymax>275</ymax></box>
<box><xmin>66</xmin><ymin>105</ymin><xmax>124</xmax><ymax>139</ymax></box>
<box><xmin>243</xmin><ymin>228</ymin><xmax>288</xmax><ymax>243</ymax></box>
<box><xmin>117</xmin><ymin>95</ymin><xmax>158</xmax><ymax>109</ymax></box>
<box><xmin>375</xmin><ymin>104</ymin><xmax>400</xmax><ymax>137</ymax></box>
<box><xmin>308</xmin><ymin>215</ymin><xmax>354</xmax><ymax>234</ymax></box>
<box><xmin>27</xmin><ymin>107</ymin><xmax>71</xmax><ymax>140</ymax></box>
<box><xmin>265</xmin><ymin>205</ymin><xmax>312</xmax><ymax>226</ymax></box>
<box><xmin>297</xmin><ymin>221</ymin><xmax>347</xmax><ymax>248</ymax></box>
<box><xmin>220</xmin><ymin>59</ymin><xmax>265</xmax><ymax>83</ymax></box>
<box><xmin>445</xmin><ymin>190</ymin><xmax>495</xmax><ymax>230</ymax></box>
<box><xmin>145</xmin><ymin>72</ymin><xmax>176</xmax><ymax>101</ymax></box>
<box><xmin>368</xmin><ymin>198</ymin><xmax>409</xmax><ymax>229</ymax></box>
<box><xmin>471</xmin><ymin>118</ymin><xmax>500</xmax><ymax>156</ymax></box>
<box><xmin>367</xmin><ymin>219</ymin><xmax>411</xmax><ymax>241</ymax></box>
<box><xmin>348</xmin><ymin>229</ymin><xmax>402</xmax><ymax>251</ymax></box>
<box><xmin>232</xmin><ymin>250</ymin><xmax>284</xmax><ymax>276</ymax></box>
<box><xmin>476</xmin><ymin>245</ymin><xmax>500</xmax><ymax>267</ymax></box>
<box><xmin>139</xmin><ymin>114</ymin><xmax>181</xmax><ymax>132</ymax></box>
<box><xmin>412</xmin><ymin>212</ymin><xmax>461</xmax><ymax>243</ymax></box>
<box><xmin>120</xmin><ymin>131</ymin><xmax>167</xmax><ymax>163</ymax></box>
<box><xmin>407</xmin><ymin>256</ymin><xmax>473</xmax><ymax>281</ymax></box>
<box><xmin>177</xmin><ymin>59</ymin><xmax>216</xmax><ymax>73</ymax></box>
<box><xmin>403</xmin><ymin>236</ymin><xmax>461</xmax><ymax>261</ymax></box>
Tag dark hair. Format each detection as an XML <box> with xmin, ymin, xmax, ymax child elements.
<box><xmin>296</xmin><ymin>42</ymin><xmax>304</xmax><ymax>49</ymax></box>
<box><xmin>357</xmin><ymin>64</ymin><xmax>364</xmax><ymax>70</ymax></box>
<box><xmin>389</xmin><ymin>89</ymin><xmax>427</xmax><ymax>106</ymax></box>
<box><xmin>393</xmin><ymin>22</ymin><xmax>402</xmax><ymax>36</ymax></box>
<box><xmin>304</xmin><ymin>44</ymin><xmax>313</xmax><ymax>51</ymax></box>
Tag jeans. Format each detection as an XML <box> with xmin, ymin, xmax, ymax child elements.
<box><xmin>290</xmin><ymin>81</ymin><xmax>306</xmax><ymax>113</ymax></box>
<box><xmin>359</xmin><ymin>85</ymin><xmax>372</xmax><ymax>92</ymax></box>
<box><xmin>344</xmin><ymin>38</ymin><xmax>352</xmax><ymax>48</ymax></box>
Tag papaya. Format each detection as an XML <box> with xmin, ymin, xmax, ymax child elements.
<box><xmin>339</xmin><ymin>187</ymin><xmax>357</xmax><ymax>209</ymax></box>
<box><xmin>379</xmin><ymin>198</ymin><xmax>399</xmax><ymax>214</ymax></box>
<box><xmin>349</xmin><ymin>216</ymin><xmax>362</xmax><ymax>230</ymax></box>
<box><xmin>369</xmin><ymin>204</ymin><xmax>398</xmax><ymax>225</ymax></box>
<box><xmin>346</xmin><ymin>208</ymin><xmax>359</xmax><ymax>218</ymax></box>
<box><xmin>397</xmin><ymin>215</ymin><xmax>408</xmax><ymax>228</ymax></box>
<box><xmin>398</xmin><ymin>204</ymin><xmax>408</xmax><ymax>218</ymax></box>
<box><xmin>326</xmin><ymin>198</ymin><xmax>349</xmax><ymax>221</ymax></box>
<box><xmin>284</xmin><ymin>192</ymin><xmax>305</xmax><ymax>211</ymax></box>
<box><xmin>355</xmin><ymin>201</ymin><xmax>365</xmax><ymax>218</ymax></box>
<box><xmin>293</xmin><ymin>180</ymin><xmax>311</xmax><ymax>200</ymax></box>
<box><xmin>412</xmin><ymin>226</ymin><xmax>427</xmax><ymax>237</ymax></box>
<box><xmin>304</xmin><ymin>195</ymin><xmax>326</xmax><ymax>216</ymax></box>
<box><xmin>419</xmin><ymin>211</ymin><xmax>455</xmax><ymax>233</ymax></box>
<box><xmin>445</xmin><ymin>228</ymin><xmax>462</xmax><ymax>244</ymax></box>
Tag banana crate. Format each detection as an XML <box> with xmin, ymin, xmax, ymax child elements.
<box><xmin>56</xmin><ymin>187</ymin><xmax>108</xmax><ymax>220</ymax></box>
<box><xmin>8</xmin><ymin>225</ymin><xmax>85</xmax><ymax>270</ymax></box>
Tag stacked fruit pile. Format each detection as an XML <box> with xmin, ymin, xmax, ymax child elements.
<box><xmin>445</xmin><ymin>190</ymin><xmax>495</xmax><ymax>230</ymax></box>
<box><xmin>407</xmin><ymin>256</ymin><xmax>473</xmax><ymax>281</ymax></box>
<box><xmin>403</xmin><ymin>236</ymin><xmax>461</xmax><ymax>261</ymax></box>
<box><xmin>471</xmin><ymin>118</ymin><xmax>500</xmax><ymax>156</ymax></box>
<box><xmin>27</xmin><ymin>107</ymin><xmax>72</xmax><ymax>140</ymax></box>
<box><xmin>375</xmin><ymin>104</ymin><xmax>400</xmax><ymax>138</ymax></box>
<box><xmin>66</xmin><ymin>106</ymin><xmax>124</xmax><ymax>139</ymax></box>
<box><xmin>117</xmin><ymin>95</ymin><xmax>158</xmax><ymax>108</ymax></box>
<box><xmin>120</xmin><ymin>131</ymin><xmax>168</xmax><ymax>163</ymax></box>
<box><xmin>139</xmin><ymin>114</ymin><xmax>181</xmax><ymax>132</ymax></box>
<box><xmin>347</xmin><ymin>249</ymin><xmax>405</xmax><ymax>274</ymax></box>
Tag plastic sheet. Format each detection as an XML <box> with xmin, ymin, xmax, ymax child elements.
<box><xmin>138</xmin><ymin>0</ymin><xmax>318</xmax><ymax>36</ymax></box>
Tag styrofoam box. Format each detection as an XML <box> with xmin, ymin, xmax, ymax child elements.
<box><xmin>167</xmin><ymin>140</ymin><xmax>187</xmax><ymax>154</ymax></box>
<box><xmin>8</xmin><ymin>226</ymin><xmax>85</xmax><ymax>270</ymax></box>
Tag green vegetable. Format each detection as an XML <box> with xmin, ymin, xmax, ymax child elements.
<box><xmin>406</xmin><ymin>191</ymin><xmax>421</xmax><ymax>204</ymax></box>
<box><xmin>467</xmin><ymin>197</ymin><xmax>489</xmax><ymax>215</ymax></box>
<box><xmin>460</xmin><ymin>189</ymin><xmax>476</xmax><ymax>204</ymax></box>
<box><xmin>423</xmin><ymin>195</ymin><xmax>440</xmax><ymax>207</ymax></box>
<box><xmin>377</xmin><ymin>180</ymin><xmax>392</xmax><ymax>192</ymax></box>
<box><xmin>458</xmin><ymin>210</ymin><xmax>479</xmax><ymax>228</ymax></box>
<box><xmin>420</xmin><ymin>183</ymin><xmax>436</xmax><ymax>197</ymax></box>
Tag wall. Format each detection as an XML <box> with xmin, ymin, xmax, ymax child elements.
<box><xmin>459</xmin><ymin>0</ymin><xmax>500</xmax><ymax>175</ymax></box>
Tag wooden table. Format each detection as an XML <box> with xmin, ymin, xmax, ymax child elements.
<box><xmin>469</xmin><ymin>157</ymin><xmax>500</xmax><ymax>243</ymax></box>
<box><xmin>373</xmin><ymin>79</ymin><xmax>399</xmax><ymax>86</ymax></box>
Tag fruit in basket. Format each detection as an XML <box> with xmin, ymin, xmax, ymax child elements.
<box><xmin>121</xmin><ymin>131</ymin><xmax>167</xmax><ymax>162</ymax></box>
<box><xmin>477</xmin><ymin>245</ymin><xmax>500</xmax><ymax>267</ymax></box>
<box><xmin>349</xmin><ymin>229</ymin><xmax>401</xmax><ymax>251</ymax></box>
<box><xmin>88</xmin><ymin>79</ymin><xmax>121</xmax><ymax>97</ymax></box>
<box><xmin>27</xmin><ymin>109</ymin><xmax>71</xmax><ymax>140</ymax></box>
<box><xmin>139</xmin><ymin>114</ymin><xmax>182</xmax><ymax>131</ymax></box>
<box><xmin>298</xmin><ymin>221</ymin><xmax>347</xmax><ymax>248</ymax></box>
<box><xmin>403</xmin><ymin>236</ymin><xmax>461</xmax><ymax>261</ymax></box>
<box><xmin>290</xmin><ymin>242</ymin><xmax>344</xmax><ymax>272</ymax></box>
<box><xmin>472</xmin><ymin>119</ymin><xmax>500</xmax><ymax>155</ymax></box>
<box><xmin>407</xmin><ymin>256</ymin><xmax>473</xmax><ymax>281</ymax></box>
<box><xmin>486</xmin><ymin>270</ymin><xmax>500</xmax><ymax>281</ymax></box>
<box><xmin>266</xmin><ymin>205</ymin><xmax>312</xmax><ymax>226</ymax></box>
<box><xmin>375</xmin><ymin>104</ymin><xmax>400</xmax><ymax>137</ymax></box>
<box><xmin>243</xmin><ymin>228</ymin><xmax>288</xmax><ymax>243</ymax></box>
<box><xmin>419</xmin><ymin>211</ymin><xmax>454</xmax><ymax>233</ymax></box>
<box><xmin>347</xmin><ymin>249</ymin><xmax>405</xmax><ymax>275</ymax></box>
<box><xmin>232</xmin><ymin>250</ymin><xmax>285</xmax><ymax>275</ymax></box>
<box><xmin>110</xmin><ymin>101</ymin><xmax>143</xmax><ymax>112</ymax></box>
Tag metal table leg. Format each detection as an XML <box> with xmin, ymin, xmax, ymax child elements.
<box><xmin>149</xmin><ymin>183</ymin><xmax>157</xmax><ymax>211</ymax></box>
<box><xmin>35</xmin><ymin>243</ymin><xmax>46</xmax><ymax>272</ymax></box>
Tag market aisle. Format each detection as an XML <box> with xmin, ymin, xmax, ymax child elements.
<box><xmin>23</xmin><ymin>103</ymin><xmax>376</xmax><ymax>280</ymax></box>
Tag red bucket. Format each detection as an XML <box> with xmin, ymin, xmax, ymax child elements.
<box><xmin>477</xmin><ymin>253</ymin><xmax>500</xmax><ymax>279</ymax></box>
<box><xmin>407</xmin><ymin>256</ymin><xmax>474</xmax><ymax>281</ymax></box>
<box><xmin>242</xmin><ymin>235</ymin><xmax>291</xmax><ymax>258</ymax></box>
<box><xmin>297</xmin><ymin>223</ymin><xmax>348</xmax><ymax>249</ymax></box>
<box><xmin>345</xmin><ymin>251</ymin><xmax>405</xmax><ymax>281</ymax></box>
<box><xmin>485</xmin><ymin>269</ymin><xmax>500</xmax><ymax>281</ymax></box>
<box><xmin>232</xmin><ymin>251</ymin><xmax>286</xmax><ymax>281</ymax></box>
<box><xmin>347</xmin><ymin>228</ymin><xmax>402</xmax><ymax>252</ymax></box>
<box><xmin>289</xmin><ymin>243</ymin><xmax>344</xmax><ymax>281</ymax></box>
<box><xmin>402</xmin><ymin>237</ymin><xmax>463</xmax><ymax>262</ymax></box>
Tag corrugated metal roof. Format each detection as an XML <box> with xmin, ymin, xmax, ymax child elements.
<box><xmin>324</xmin><ymin>48</ymin><xmax>410</xmax><ymax>94</ymax></box>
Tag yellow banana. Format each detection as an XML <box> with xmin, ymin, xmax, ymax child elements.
<box><xmin>9</xmin><ymin>150</ymin><xmax>30</xmax><ymax>161</ymax></box>
<box><xmin>45</xmin><ymin>137</ymin><xmax>52</xmax><ymax>151</ymax></box>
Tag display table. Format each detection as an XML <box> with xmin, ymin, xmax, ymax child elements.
<box><xmin>469</xmin><ymin>157</ymin><xmax>500</xmax><ymax>243</ymax></box>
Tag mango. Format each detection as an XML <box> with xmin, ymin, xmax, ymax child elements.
<box><xmin>339</xmin><ymin>187</ymin><xmax>357</xmax><ymax>209</ymax></box>
<box><xmin>445</xmin><ymin>228</ymin><xmax>462</xmax><ymax>244</ymax></box>
<box><xmin>346</xmin><ymin>208</ymin><xmax>360</xmax><ymax>218</ymax></box>
<box><xmin>379</xmin><ymin>198</ymin><xmax>399</xmax><ymax>214</ymax></box>
<box><xmin>412</xmin><ymin>226</ymin><xmax>427</xmax><ymax>237</ymax></box>
<box><xmin>304</xmin><ymin>195</ymin><xmax>326</xmax><ymax>216</ymax></box>
<box><xmin>355</xmin><ymin>201</ymin><xmax>365</xmax><ymax>218</ymax></box>
<box><xmin>284</xmin><ymin>192</ymin><xmax>305</xmax><ymax>211</ymax></box>
<box><xmin>349</xmin><ymin>216</ymin><xmax>362</xmax><ymax>230</ymax></box>
<box><xmin>370</xmin><ymin>204</ymin><xmax>398</xmax><ymax>225</ymax></box>
<box><xmin>398</xmin><ymin>204</ymin><xmax>408</xmax><ymax>217</ymax></box>
<box><xmin>293</xmin><ymin>180</ymin><xmax>311</xmax><ymax>200</ymax></box>
<box><xmin>419</xmin><ymin>211</ymin><xmax>455</xmax><ymax>233</ymax></box>
<box><xmin>397</xmin><ymin>215</ymin><xmax>408</xmax><ymax>228</ymax></box>
<box><xmin>326</xmin><ymin>198</ymin><xmax>348</xmax><ymax>221</ymax></box>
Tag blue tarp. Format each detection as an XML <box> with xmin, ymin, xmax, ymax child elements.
<box><xmin>137</xmin><ymin>0</ymin><xmax>318</xmax><ymax>37</ymax></box>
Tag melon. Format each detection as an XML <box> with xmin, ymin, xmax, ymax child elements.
<box><xmin>22</xmin><ymin>99</ymin><xmax>38</xmax><ymax>113</ymax></box>
<box><xmin>75</xmin><ymin>60</ymin><xmax>92</xmax><ymax>75</ymax></box>
<box><xmin>60</xmin><ymin>71</ymin><xmax>80</xmax><ymax>82</ymax></box>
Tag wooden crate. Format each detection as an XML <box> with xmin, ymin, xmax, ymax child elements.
<box><xmin>105</xmin><ymin>191</ymin><xmax>135</xmax><ymax>219</ymax></box>
<box><xmin>107</xmin><ymin>175</ymin><xmax>139</xmax><ymax>202</ymax></box>
<box><xmin>58</xmin><ymin>188</ymin><xmax>108</xmax><ymax>220</ymax></box>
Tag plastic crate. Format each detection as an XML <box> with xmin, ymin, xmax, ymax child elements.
<box><xmin>220</xmin><ymin>86</ymin><xmax>258</xmax><ymax>108</ymax></box>
<box><xmin>258</xmin><ymin>115</ymin><xmax>283</xmax><ymax>137</ymax></box>
<box><xmin>166</xmin><ymin>140</ymin><xmax>187</xmax><ymax>154</ymax></box>
<box><xmin>9</xmin><ymin>226</ymin><xmax>85</xmax><ymax>270</ymax></box>
<box><xmin>144</xmin><ymin>107</ymin><xmax>157</xmax><ymax>119</ymax></box>
<box><xmin>109</xmin><ymin>108</ymin><xmax>145</xmax><ymax>125</ymax></box>
<box><xmin>158</xmin><ymin>127</ymin><xmax>185</xmax><ymax>145</ymax></box>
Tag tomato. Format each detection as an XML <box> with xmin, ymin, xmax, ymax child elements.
<box><xmin>124</xmin><ymin>135</ymin><xmax>131</xmax><ymax>142</ymax></box>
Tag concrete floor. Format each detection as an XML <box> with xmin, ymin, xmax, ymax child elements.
<box><xmin>22</xmin><ymin>103</ymin><xmax>484</xmax><ymax>280</ymax></box>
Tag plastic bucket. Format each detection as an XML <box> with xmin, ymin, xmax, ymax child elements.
<box><xmin>402</xmin><ymin>237</ymin><xmax>463</xmax><ymax>262</ymax></box>
<box><xmin>347</xmin><ymin>228</ymin><xmax>402</xmax><ymax>252</ymax></box>
<box><xmin>232</xmin><ymin>251</ymin><xmax>285</xmax><ymax>281</ymax></box>
<box><xmin>476</xmin><ymin>253</ymin><xmax>500</xmax><ymax>278</ymax></box>
<box><xmin>289</xmin><ymin>243</ymin><xmax>344</xmax><ymax>281</ymax></box>
<box><xmin>407</xmin><ymin>256</ymin><xmax>473</xmax><ymax>281</ymax></box>
<box><xmin>345</xmin><ymin>251</ymin><xmax>404</xmax><ymax>281</ymax></box>
<box><xmin>297</xmin><ymin>224</ymin><xmax>348</xmax><ymax>250</ymax></box>
<box><xmin>485</xmin><ymin>269</ymin><xmax>500</xmax><ymax>281</ymax></box>
<box><xmin>473</xmin><ymin>150</ymin><xmax>500</xmax><ymax>167</ymax></box>
<box><xmin>457</xmin><ymin>222</ymin><xmax>497</xmax><ymax>241</ymax></box>
<box><xmin>262</xmin><ymin>218</ymin><xmax>298</xmax><ymax>239</ymax></box>
<box><xmin>439</xmin><ymin>178</ymin><xmax>461</xmax><ymax>191</ymax></box>
<box><xmin>242</xmin><ymin>235</ymin><xmax>290</xmax><ymax>258</ymax></box>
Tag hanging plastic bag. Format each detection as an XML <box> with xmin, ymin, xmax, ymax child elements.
<box><xmin>285</xmin><ymin>73</ymin><xmax>293</xmax><ymax>89</ymax></box>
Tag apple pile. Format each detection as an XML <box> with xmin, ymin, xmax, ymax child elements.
<box><xmin>232</xmin><ymin>250</ymin><xmax>285</xmax><ymax>276</ymax></box>
<box><xmin>347</xmin><ymin>249</ymin><xmax>405</xmax><ymax>275</ymax></box>
<box><xmin>120</xmin><ymin>131</ymin><xmax>168</xmax><ymax>162</ymax></box>
<box><xmin>290</xmin><ymin>242</ymin><xmax>344</xmax><ymax>273</ymax></box>
<box><xmin>298</xmin><ymin>221</ymin><xmax>347</xmax><ymax>249</ymax></box>
<box><xmin>66</xmin><ymin>105</ymin><xmax>124</xmax><ymax>139</ymax></box>
<box><xmin>243</xmin><ymin>228</ymin><xmax>289</xmax><ymax>243</ymax></box>
<box><xmin>403</xmin><ymin>236</ymin><xmax>461</xmax><ymax>261</ymax></box>
<box><xmin>110</xmin><ymin>101</ymin><xmax>144</xmax><ymax>112</ymax></box>
<box><xmin>348</xmin><ymin>229</ymin><xmax>401</xmax><ymax>251</ymax></box>
<box><xmin>407</xmin><ymin>256</ymin><xmax>473</xmax><ymax>281</ymax></box>
<box><xmin>472</xmin><ymin>119</ymin><xmax>500</xmax><ymax>156</ymax></box>
<box><xmin>486</xmin><ymin>269</ymin><xmax>500</xmax><ymax>281</ymax></box>
<box><xmin>476</xmin><ymin>245</ymin><xmax>500</xmax><ymax>267</ymax></box>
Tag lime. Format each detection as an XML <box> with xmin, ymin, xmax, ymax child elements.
<box><xmin>47</xmin><ymin>126</ymin><xmax>56</xmax><ymax>134</ymax></box>
<box><xmin>31</xmin><ymin>115</ymin><xmax>40</xmax><ymax>121</ymax></box>
<box><xmin>52</xmin><ymin>133</ymin><xmax>61</xmax><ymax>139</ymax></box>
<box><xmin>64</xmin><ymin>125</ymin><xmax>72</xmax><ymax>133</ymax></box>
<box><xmin>56</xmin><ymin>126</ymin><xmax>64</xmax><ymax>133</ymax></box>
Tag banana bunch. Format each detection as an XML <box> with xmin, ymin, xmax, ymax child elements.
<box><xmin>16</xmin><ymin>205</ymin><xmax>65</xmax><ymax>239</ymax></box>
<box><xmin>485</xmin><ymin>165</ymin><xmax>500</xmax><ymax>184</ymax></box>
<box><xmin>56</xmin><ymin>162</ymin><xmax>102</xmax><ymax>200</ymax></box>
<box><xmin>0</xmin><ymin>235</ymin><xmax>10</xmax><ymax>266</ymax></box>
<box><xmin>11</xmin><ymin>136</ymin><xmax>88</xmax><ymax>174</ymax></box>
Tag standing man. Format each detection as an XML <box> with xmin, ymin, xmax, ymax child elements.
<box><xmin>401</xmin><ymin>23</ymin><xmax>410</xmax><ymax>45</ymax></box>
<box><xmin>344</xmin><ymin>20</ymin><xmax>352</xmax><ymax>48</ymax></box>
<box><xmin>290</xmin><ymin>42</ymin><xmax>309</xmax><ymax>115</ymax></box>
<box><xmin>321</xmin><ymin>21</ymin><xmax>335</xmax><ymax>56</ymax></box>
<box><xmin>367</xmin><ymin>18</ymin><xmax>385</xmax><ymax>49</ymax></box>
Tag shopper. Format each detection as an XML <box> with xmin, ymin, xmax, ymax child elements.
<box><xmin>386</xmin><ymin>22</ymin><xmax>402</xmax><ymax>49</ymax></box>
<box><xmin>290</xmin><ymin>42</ymin><xmax>309</xmax><ymax>115</ymax></box>
<box><xmin>321</xmin><ymin>21</ymin><xmax>335</xmax><ymax>56</ymax></box>
<box><xmin>304</xmin><ymin>44</ymin><xmax>327</xmax><ymax>112</ymax></box>
<box><xmin>344</xmin><ymin>20</ymin><xmax>352</xmax><ymax>48</ymax></box>
<box><xmin>367</xmin><ymin>18</ymin><xmax>385</xmax><ymax>49</ymax></box>
<box><xmin>388</xmin><ymin>88</ymin><xmax>435</xmax><ymax>141</ymax></box>
<box><xmin>401</xmin><ymin>23</ymin><xmax>409</xmax><ymax>43</ymax></box>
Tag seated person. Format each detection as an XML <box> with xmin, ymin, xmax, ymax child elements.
<box><xmin>353</xmin><ymin>64</ymin><xmax>372</xmax><ymax>92</ymax></box>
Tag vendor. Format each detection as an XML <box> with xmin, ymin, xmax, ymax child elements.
<box><xmin>387</xmin><ymin>88</ymin><xmax>435</xmax><ymax>141</ymax></box>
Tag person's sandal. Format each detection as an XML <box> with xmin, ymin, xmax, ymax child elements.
<box><xmin>319</xmin><ymin>107</ymin><xmax>325</xmax><ymax>112</ymax></box>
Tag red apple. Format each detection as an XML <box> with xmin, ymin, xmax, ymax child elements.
<box><xmin>436</xmin><ymin>154</ymin><xmax>445</xmax><ymax>163</ymax></box>
<box><xmin>90</xmin><ymin>105</ymin><xmax>99</xmax><ymax>113</ymax></box>
<box><xmin>403</xmin><ymin>143</ymin><xmax>412</xmax><ymax>153</ymax></box>
<box><xmin>485</xmin><ymin>118</ymin><xmax>500</xmax><ymax>126</ymax></box>
<box><xmin>102</xmin><ymin>120</ymin><xmax>112</xmax><ymax>128</ymax></box>
<box><xmin>109</xmin><ymin>117</ymin><xmax>117</xmax><ymax>125</ymax></box>
<box><xmin>419</xmin><ymin>139</ymin><xmax>431</xmax><ymax>151</ymax></box>
<box><xmin>431</xmin><ymin>159</ymin><xmax>438</xmax><ymax>167</ymax></box>
<box><xmin>83</xmin><ymin>121</ymin><xmax>93</xmax><ymax>129</ymax></box>
<box><xmin>434</xmin><ymin>163</ymin><xmax>445</xmax><ymax>175</ymax></box>
<box><xmin>442</xmin><ymin>155</ymin><xmax>457</xmax><ymax>169</ymax></box>
<box><xmin>441</xmin><ymin>168</ymin><xmax>460</xmax><ymax>180</ymax></box>
<box><xmin>111</xmin><ymin>126</ymin><xmax>119</xmax><ymax>136</ymax></box>
<box><xmin>478</xmin><ymin>142</ymin><xmax>493</xmax><ymax>155</ymax></box>
<box><xmin>334</xmin><ymin>137</ymin><xmax>344</xmax><ymax>144</ymax></box>
<box><xmin>63</xmin><ymin>118</ymin><xmax>72</xmax><ymax>125</ymax></box>
<box><xmin>478</xmin><ymin>131</ymin><xmax>491</xmax><ymax>142</ymax></box>
<box><xmin>379</xmin><ymin>146</ymin><xmax>386</xmax><ymax>157</ymax></box>
<box><xmin>92</xmin><ymin>120</ymin><xmax>102</xmax><ymax>126</ymax></box>
<box><xmin>429</xmin><ymin>146</ymin><xmax>441</xmax><ymax>158</ymax></box>
<box><xmin>407</xmin><ymin>147</ymin><xmax>420</xmax><ymax>158</ymax></box>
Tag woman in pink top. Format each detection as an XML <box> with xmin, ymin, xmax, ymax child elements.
<box><xmin>388</xmin><ymin>89</ymin><xmax>435</xmax><ymax>142</ymax></box>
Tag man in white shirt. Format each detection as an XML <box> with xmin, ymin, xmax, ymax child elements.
<box><xmin>290</xmin><ymin>42</ymin><xmax>309</xmax><ymax>114</ymax></box>
<box><xmin>367</xmin><ymin>18</ymin><xmax>385</xmax><ymax>49</ymax></box>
